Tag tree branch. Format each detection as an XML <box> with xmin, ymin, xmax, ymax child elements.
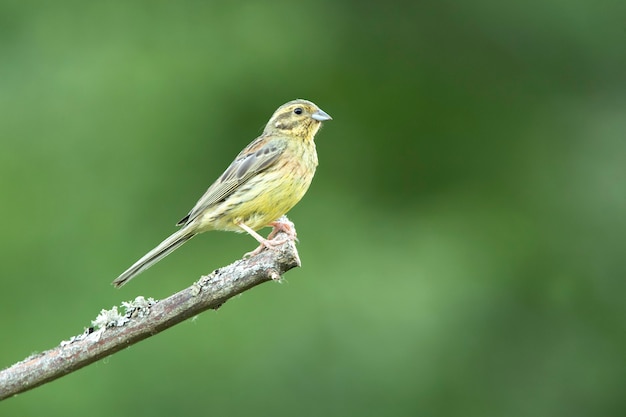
<box><xmin>0</xmin><ymin>231</ymin><xmax>301</xmax><ymax>401</ymax></box>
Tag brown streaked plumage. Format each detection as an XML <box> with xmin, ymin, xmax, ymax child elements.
<box><xmin>112</xmin><ymin>99</ymin><xmax>331</xmax><ymax>287</ymax></box>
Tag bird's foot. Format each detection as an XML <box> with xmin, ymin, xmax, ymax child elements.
<box><xmin>243</xmin><ymin>238</ymin><xmax>277</xmax><ymax>258</ymax></box>
<box><xmin>240</xmin><ymin>216</ymin><xmax>298</xmax><ymax>258</ymax></box>
<box><xmin>266</xmin><ymin>216</ymin><xmax>298</xmax><ymax>242</ymax></box>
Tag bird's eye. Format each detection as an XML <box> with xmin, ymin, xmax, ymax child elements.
<box><xmin>294</xmin><ymin>107</ymin><xmax>303</xmax><ymax>115</ymax></box>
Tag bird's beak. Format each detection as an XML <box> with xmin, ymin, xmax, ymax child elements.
<box><xmin>312</xmin><ymin>108</ymin><xmax>332</xmax><ymax>121</ymax></box>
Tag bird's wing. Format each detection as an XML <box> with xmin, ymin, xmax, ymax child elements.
<box><xmin>176</xmin><ymin>136</ymin><xmax>287</xmax><ymax>226</ymax></box>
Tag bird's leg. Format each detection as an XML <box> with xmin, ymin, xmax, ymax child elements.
<box><xmin>236</xmin><ymin>221</ymin><xmax>271</xmax><ymax>245</ymax></box>
<box><xmin>236</xmin><ymin>221</ymin><xmax>279</xmax><ymax>258</ymax></box>
<box><xmin>236</xmin><ymin>217</ymin><xmax>298</xmax><ymax>258</ymax></box>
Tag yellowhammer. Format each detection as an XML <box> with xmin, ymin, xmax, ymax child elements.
<box><xmin>112</xmin><ymin>99</ymin><xmax>332</xmax><ymax>287</ymax></box>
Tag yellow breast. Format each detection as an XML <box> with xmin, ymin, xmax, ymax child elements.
<box><xmin>195</xmin><ymin>138</ymin><xmax>318</xmax><ymax>232</ymax></box>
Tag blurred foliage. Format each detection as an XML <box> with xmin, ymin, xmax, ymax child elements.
<box><xmin>1</xmin><ymin>0</ymin><xmax>625</xmax><ymax>416</ymax></box>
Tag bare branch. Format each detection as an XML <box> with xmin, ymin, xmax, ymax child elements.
<box><xmin>0</xmin><ymin>233</ymin><xmax>301</xmax><ymax>401</ymax></box>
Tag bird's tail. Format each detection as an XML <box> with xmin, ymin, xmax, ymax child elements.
<box><xmin>112</xmin><ymin>228</ymin><xmax>195</xmax><ymax>288</ymax></box>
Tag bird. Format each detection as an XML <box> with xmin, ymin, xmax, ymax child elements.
<box><xmin>112</xmin><ymin>99</ymin><xmax>332</xmax><ymax>287</ymax></box>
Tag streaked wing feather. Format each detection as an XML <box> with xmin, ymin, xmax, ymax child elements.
<box><xmin>177</xmin><ymin>137</ymin><xmax>286</xmax><ymax>226</ymax></box>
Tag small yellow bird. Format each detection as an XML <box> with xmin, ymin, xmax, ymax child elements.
<box><xmin>112</xmin><ymin>99</ymin><xmax>331</xmax><ymax>287</ymax></box>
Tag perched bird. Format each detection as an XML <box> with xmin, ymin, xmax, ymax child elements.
<box><xmin>112</xmin><ymin>99</ymin><xmax>332</xmax><ymax>287</ymax></box>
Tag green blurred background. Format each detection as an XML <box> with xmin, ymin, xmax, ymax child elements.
<box><xmin>1</xmin><ymin>0</ymin><xmax>625</xmax><ymax>415</ymax></box>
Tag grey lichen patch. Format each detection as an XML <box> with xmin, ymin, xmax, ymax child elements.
<box><xmin>60</xmin><ymin>297</ymin><xmax>158</xmax><ymax>347</ymax></box>
<box><xmin>60</xmin><ymin>327</ymin><xmax>95</xmax><ymax>347</ymax></box>
<box><xmin>197</xmin><ymin>268</ymin><xmax>225</xmax><ymax>289</ymax></box>
<box><xmin>92</xmin><ymin>306</ymin><xmax>128</xmax><ymax>329</ymax></box>
<box><xmin>122</xmin><ymin>296</ymin><xmax>157</xmax><ymax>320</ymax></box>
<box><xmin>190</xmin><ymin>281</ymin><xmax>203</xmax><ymax>296</ymax></box>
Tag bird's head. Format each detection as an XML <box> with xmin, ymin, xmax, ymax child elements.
<box><xmin>265</xmin><ymin>99</ymin><xmax>332</xmax><ymax>139</ymax></box>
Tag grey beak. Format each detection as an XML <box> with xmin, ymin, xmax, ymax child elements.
<box><xmin>312</xmin><ymin>108</ymin><xmax>332</xmax><ymax>121</ymax></box>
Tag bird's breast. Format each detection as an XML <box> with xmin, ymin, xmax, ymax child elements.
<box><xmin>196</xmin><ymin>140</ymin><xmax>318</xmax><ymax>232</ymax></box>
